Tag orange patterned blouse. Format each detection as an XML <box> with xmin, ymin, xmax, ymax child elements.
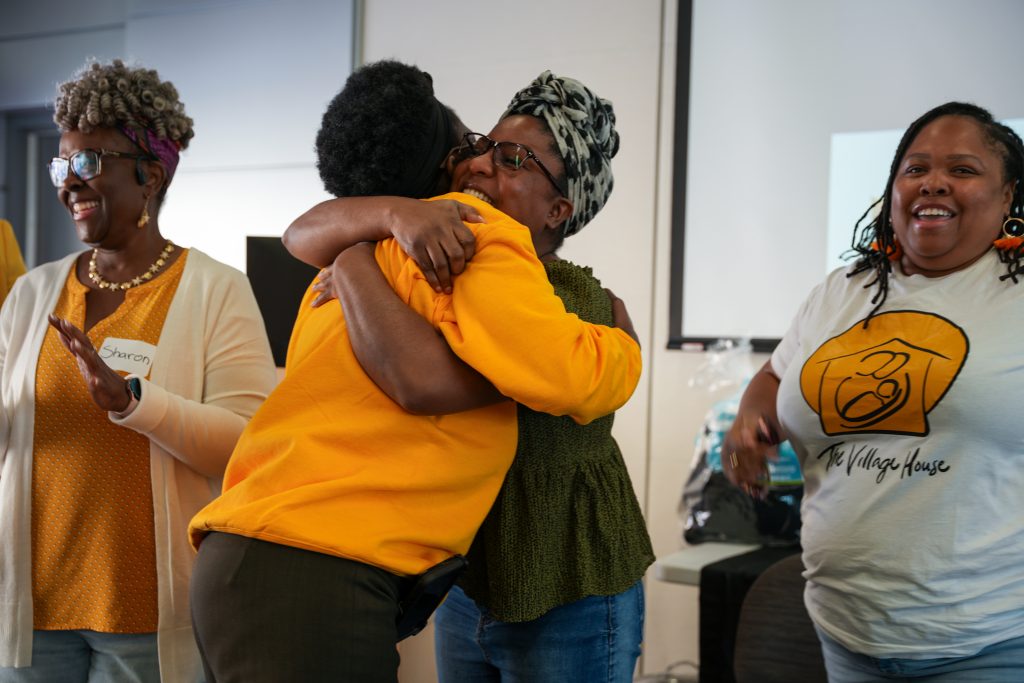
<box><xmin>31</xmin><ymin>250</ymin><xmax>188</xmax><ymax>633</ymax></box>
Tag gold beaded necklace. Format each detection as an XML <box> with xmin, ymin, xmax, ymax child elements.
<box><xmin>88</xmin><ymin>240</ymin><xmax>176</xmax><ymax>291</ymax></box>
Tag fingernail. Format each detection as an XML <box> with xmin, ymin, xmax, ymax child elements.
<box><xmin>757</xmin><ymin>416</ymin><xmax>778</xmax><ymax>444</ymax></box>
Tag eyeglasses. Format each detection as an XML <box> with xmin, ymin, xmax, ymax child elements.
<box><xmin>446</xmin><ymin>133</ymin><xmax>566</xmax><ymax>197</ymax></box>
<box><xmin>47</xmin><ymin>148</ymin><xmax>154</xmax><ymax>188</ymax></box>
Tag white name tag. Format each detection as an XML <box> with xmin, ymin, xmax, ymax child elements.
<box><xmin>97</xmin><ymin>338</ymin><xmax>157</xmax><ymax>378</ymax></box>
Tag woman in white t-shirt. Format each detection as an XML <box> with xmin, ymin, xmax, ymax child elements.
<box><xmin>723</xmin><ymin>101</ymin><xmax>1024</xmax><ymax>682</ymax></box>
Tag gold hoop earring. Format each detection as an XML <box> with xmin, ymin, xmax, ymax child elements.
<box><xmin>994</xmin><ymin>216</ymin><xmax>1024</xmax><ymax>251</ymax></box>
<box><xmin>1003</xmin><ymin>216</ymin><xmax>1024</xmax><ymax>238</ymax></box>
<box><xmin>137</xmin><ymin>193</ymin><xmax>151</xmax><ymax>229</ymax></box>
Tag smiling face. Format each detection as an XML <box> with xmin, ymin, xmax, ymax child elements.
<box><xmin>890</xmin><ymin>115</ymin><xmax>1014</xmax><ymax>277</ymax></box>
<box><xmin>450</xmin><ymin>115</ymin><xmax>572</xmax><ymax>256</ymax></box>
<box><xmin>56</xmin><ymin>126</ymin><xmax>159</xmax><ymax>249</ymax></box>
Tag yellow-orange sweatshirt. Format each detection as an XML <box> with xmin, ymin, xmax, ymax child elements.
<box><xmin>189</xmin><ymin>194</ymin><xmax>641</xmax><ymax>576</ymax></box>
<box><xmin>0</xmin><ymin>219</ymin><xmax>27</xmax><ymax>307</ymax></box>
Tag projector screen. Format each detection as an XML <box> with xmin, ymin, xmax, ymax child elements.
<box><xmin>668</xmin><ymin>0</ymin><xmax>1024</xmax><ymax>350</ymax></box>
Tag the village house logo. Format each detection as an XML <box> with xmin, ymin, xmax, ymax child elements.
<box><xmin>800</xmin><ymin>312</ymin><xmax>968</xmax><ymax>436</ymax></box>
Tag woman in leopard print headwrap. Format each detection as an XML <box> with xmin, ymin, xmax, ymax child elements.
<box><xmin>282</xmin><ymin>69</ymin><xmax>650</xmax><ymax>683</ymax></box>
<box><xmin>431</xmin><ymin>72</ymin><xmax>652</xmax><ymax>683</ymax></box>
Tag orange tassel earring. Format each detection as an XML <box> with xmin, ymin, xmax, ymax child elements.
<box><xmin>994</xmin><ymin>216</ymin><xmax>1024</xmax><ymax>251</ymax></box>
<box><xmin>870</xmin><ymin>239</ymin><xmax>902</xmax><ymax>261</ymax></box>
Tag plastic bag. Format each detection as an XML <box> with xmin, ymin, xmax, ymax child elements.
<box><xmin>679</xmin><ymin>391</ymin><xmax>802</xmax><ymax>546</ymax></box>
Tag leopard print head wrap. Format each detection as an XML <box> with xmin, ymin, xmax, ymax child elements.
<box><xmin>502</xmin><ymin>71</ymin><xmax>619</xmax><ymax>237</ymax></box>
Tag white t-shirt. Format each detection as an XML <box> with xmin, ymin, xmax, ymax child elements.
<box><xmin>773</xmin><ymin>250</ymin><xmax>1024</xmax><ymax>659</ymax></box>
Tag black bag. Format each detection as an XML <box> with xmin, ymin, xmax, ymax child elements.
<box><xmin>396</xmin><ymin>554</ymin><xmax>468</xmax><ymax>640</ymax></box>
<box><xmin>682</xmin><ymin>471</ymin><xmax>801</xmax><ymax>546</ymax></box>
<box><xmin>679</xmin><ymin>403</ymin><xmax>802</xmax><ymax>546</ymax></box>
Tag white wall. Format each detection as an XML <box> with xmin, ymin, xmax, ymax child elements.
<box><xmin>127</xmin><ymin>0</ymin><xmax>355</xmax><ymax>271</ymax></box>
<box><xmin>0</xmin><ymin>0</ymin><xmax>353</xmax><ymax>271</ymax></box>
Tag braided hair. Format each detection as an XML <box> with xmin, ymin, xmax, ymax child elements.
<box><xmin>848</xmin><ymin>102</ymin><xmax>1024</xmax><ymax>323</ymax></box>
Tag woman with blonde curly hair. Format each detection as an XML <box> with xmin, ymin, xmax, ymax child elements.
<box><xmin>0</xmin><ymin>59</ymin><xmax>276</xmax><ymax>682</ymax></box>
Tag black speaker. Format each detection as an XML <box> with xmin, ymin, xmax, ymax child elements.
<box><xmin>135</xmin><ymin>158</ymin><xmax>148</xmax><ymax>185</ymax></box>
<box><xmin>245</xmin><ymin>236</ymin><xmax>321</xmax><ymax>366</ymax></box>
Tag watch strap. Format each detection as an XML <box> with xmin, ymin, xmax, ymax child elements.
<box><xmin>128</xmin><ymin>376</ymin><xmax>143</xmax><ymax>401</ymax></box>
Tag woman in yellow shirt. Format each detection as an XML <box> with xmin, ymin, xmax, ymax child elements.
<box><xmin>188</xmin><ymin>61</ymin><xmax>642</xmax><ymax>683</ymax></box>
<box><xmin>0</xmin><ymin>60</ymin><xmax>275</xmax><ymax>683</ymax></box>
<box><xmin>290</xmin><ymin>68</ymin><xmax>650</xmax><ymax>683</ymax></box>
<box><xmin>0</xmin><ymin>219</ymin><xmax>27</xmax><ymax>306</ymax></box>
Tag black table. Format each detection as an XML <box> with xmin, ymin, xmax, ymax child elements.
<box><xmin>697</xmin><ymin>545</ymin><xmax>802</xmax><ymax>683</ymax></box>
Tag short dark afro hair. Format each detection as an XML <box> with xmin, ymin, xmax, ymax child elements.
<box><xmin>315</xmin><ymin>60</ymin><xmax>457</xmax><ymax>199</ymax></box>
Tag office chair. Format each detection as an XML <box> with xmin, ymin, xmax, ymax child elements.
<box><xmin>732</xmin><ymin>554</ymin><xmax>827</xmax><ymax>683</ymax></box>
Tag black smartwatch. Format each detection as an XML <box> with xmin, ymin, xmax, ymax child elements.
<box><xmin>127</xmin><ymin>376</ymin><xmax>143</xmax><ymax>401</ymax></box>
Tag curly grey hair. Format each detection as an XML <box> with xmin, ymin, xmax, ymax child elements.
<box><xmin>53</xmin><ymin>58</ymin><xmax>194</xmax><ymax>149</ymax></box>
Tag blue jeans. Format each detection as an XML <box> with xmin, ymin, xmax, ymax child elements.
<box><xmin>0</xmin><ymin>630</ymin><xmax>160</xmax><ymax>683</ymax></box>
<box><xmin>434</xmin><ymin>582</ymin><xmax>644</xmax><ymax>683</ymax></box>
<box><xmin>816</xmin><ymin>625</ymin><xmax>1024</xmax><ymax>682</ymax></box>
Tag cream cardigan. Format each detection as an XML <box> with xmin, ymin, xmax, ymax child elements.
<box><xmin>0</xmin><ymin>248</ymin><xmax>276</xmax><ymax>681</ymax></box>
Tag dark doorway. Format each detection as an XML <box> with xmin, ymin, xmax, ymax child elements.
<box><xmin>4</xmin><ymin>109</ymin><xmax>80</xmax><ymax>268</ymax></box>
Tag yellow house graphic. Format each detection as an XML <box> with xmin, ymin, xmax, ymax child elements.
<box><xmin>800</xmin><ymin>312</ymin><xmax>968</xmax><ymax>436</ymax></box>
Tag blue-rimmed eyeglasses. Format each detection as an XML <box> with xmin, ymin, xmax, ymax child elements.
<box><xmin>47</xmin><ymin>148</ymin><xmax>154</xmax><ymax>188</ymax></box>
<box><xmin>446</xmin><ymin>133</ymin><xmax>566</xmax><ymax>197</ymax></box>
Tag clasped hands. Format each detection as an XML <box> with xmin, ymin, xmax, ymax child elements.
<box><xmin>307</xmin><ymin>198</ymin><xmax>640</xmax><ymax>342</ymax></box>
<box><xmin>311</xmin><ymin>199</ymin><xmax>482</xmax><ymax>307</ymax></box>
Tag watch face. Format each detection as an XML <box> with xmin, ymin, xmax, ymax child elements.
<box><xmin>129</xmin><ymin>377</ymin><xmax>142</xmax><ymax>400</ymax></box>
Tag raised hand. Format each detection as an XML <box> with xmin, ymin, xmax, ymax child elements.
<box><xmin>47</xmin><ymin>314</ymin><xmax>132</xmax><ymax>413</ymax></box>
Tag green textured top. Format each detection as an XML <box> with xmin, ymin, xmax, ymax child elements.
<box><xmin>458</xmin><ymin>260</ymin><xmax>654</xmax><ymax>622</ymax></box>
